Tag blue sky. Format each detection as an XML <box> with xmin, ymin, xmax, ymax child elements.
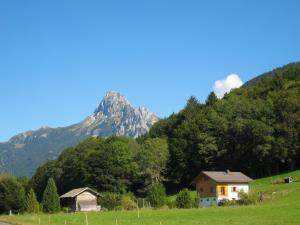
<box><xmin>0</xmin><ymin>0</ymin><xmax>300</xmax><ymax>141</ymax></box>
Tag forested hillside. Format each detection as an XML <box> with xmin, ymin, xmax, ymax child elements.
<box><xmin>30</xmin><ymin>136</ymin><xmax>168</xmax><ymax>200</ymax></box>
<box><xmin>149</xmin><ymin>62</ymin><xmax>300</xmax><ymax>191</ymax></box>
<box><xmin>30</xmin><ymin>62</ymin><xmax>300</xmax><ymax>196</ymax></box>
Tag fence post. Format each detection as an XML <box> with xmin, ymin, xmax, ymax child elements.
<box><xmin>85</xmin><ymin>213</ymin><xmax>89</xmax><ymax>225</ymax></box>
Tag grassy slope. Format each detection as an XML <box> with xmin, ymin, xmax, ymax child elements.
<box><xmin>1</xmin><ymin>170</ymin><xmax>300</xmax><ymax>225</ymax></box>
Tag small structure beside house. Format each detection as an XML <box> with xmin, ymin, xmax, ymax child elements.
<box><xmin>193</xmin><ymin>170</ymin><xmax>253</xmax><ymax>207</ymax></box>
<box><xmin>284</xmin><ymin>176</ymin><xmax>293</xmax><ymax>184</ymax></box>
<box><xmin>60</xmin><ymin>187</ymin><xmax>101</xmax><ymax>212</ymax></box>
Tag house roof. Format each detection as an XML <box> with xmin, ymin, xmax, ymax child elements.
<box><xmin>60</xmin><ymin>187</ymin><xmax>100</xmax><ymax>198</ymax></box>
<box><xmin>193</xmin><ymin>171</ymin><xmax>253</xmax><ymax>183</ymax></box>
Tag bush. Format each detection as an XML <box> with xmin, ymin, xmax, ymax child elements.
<box><xmin>193</xmin><ymin>195</ymin><xmax>201</xmax><ymax>208</ymax></box>
<box><xmin>176</xmin><ymin>189</ymin><xmax>193</xmax><ymax>208</ymax></box>
<box><xmin>147</xmin><ymin>183</ymin><xmax>166</xmax><ymax>208</ymax></box>
<box><xmin>218</xmin><ymin>199</ymin><xmax>236</xmax><ymax>207</ymax></box>
<box><xmin>166</xmin><ymin>199</ymin><xmax>176</xmax><ymax>209</ymax></box>
<box><xmin>237</xmin><ymin>190</ymin><xmax>258</xmax><ymax>205</ymax></box>
<box><xmin>101</xmin><ymin>192</ymin><xmax>122</xmax><ymax>210</ymax></box>
<box><xmin>120</xmin><ymin>195</ymin><xmax>137</xmax><ymax>210</ymax></box>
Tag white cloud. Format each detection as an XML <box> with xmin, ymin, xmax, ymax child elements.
<box><xmin>213</xmin><ymin>74</ymin><xmax>243</xmax><ymax>98</ymax></box>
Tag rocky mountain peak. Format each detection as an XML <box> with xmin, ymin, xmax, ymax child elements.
<box><xmin>94</xmin><ymin>91</ymin><xmax>132</xmax><ymax>117</ymax></box>
<box><xmin>0</xmin><ymin>91</ymin><xmax>159</xmax><ymax>176</ymax></box>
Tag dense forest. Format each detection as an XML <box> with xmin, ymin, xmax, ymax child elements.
<box><xmin>30</xmin><ymin>62</ymin><xmax>300</xmax><ymax>197</ymax></box>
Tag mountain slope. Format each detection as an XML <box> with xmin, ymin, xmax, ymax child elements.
<box><xmin>0</xmin><ymin>91</ymin><xmax>159</xmax><ymax>176</ymax></box>
<box><xmin>243</xmin><ymin>61</ymin><xmax>300</xmax><ymax>86</ymax></box>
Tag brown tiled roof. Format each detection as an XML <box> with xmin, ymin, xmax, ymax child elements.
<box><xmin>60</xmin><ymin>187</ymin><xmax>100</xmax><ymax>198</ymax></box>
<box><xmin>192</xmin><ymin>171</ymin><xmax>253</xmax><ymax>184</ymax></box>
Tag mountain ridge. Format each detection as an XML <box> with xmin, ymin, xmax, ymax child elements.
<box><xmin>0</xmin><ymin>91</ymin><xmax>159</xmax><ymax>176</ymax></box>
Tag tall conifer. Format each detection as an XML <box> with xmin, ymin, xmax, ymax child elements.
<box><xmin>42</xmin><ymin>178</ymin><xmax>60</xmax><ymax>213</ymax></box>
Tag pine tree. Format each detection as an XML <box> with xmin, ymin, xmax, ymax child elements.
<box><xmin>42</xmin><ymin>178</ymin><xmax>60</xmax><ymax>213</ymax></box>
<box><xmin>206</xmin><ymin>91</ymin><xmax>218</xmax><ymax>106</ymax></box>
<box><xmin>26</xmin><ymin>188</ymin><xmax>39</xmax><ymax>213</ymax></box>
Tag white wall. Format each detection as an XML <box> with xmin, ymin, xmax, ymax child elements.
<box><xmin>226</xmin><ymin>184</ymin><xmax>249</xmax><ymax>200</ymax></box>
<box><xmin>200</xmin><ymin>184</ymin><xmax>250</xmax><ymax>207</ymax></box>
<box><xmin>76</xmin><ymin>191</ymin><xmax>98</xmax><ymax>211</ymax></box>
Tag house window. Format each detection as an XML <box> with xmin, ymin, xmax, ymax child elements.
<box><xmin>232</xmin><ymin>187</ymin><xmax>237</xmax><ymax>192</ymax></box>
<box><xmin>213</xmin><ymin>198</ymin><xmax>216</xmax><ymax>201</ymax></box>
<box><xmin>210</xmin><ymin>187</ymin><xmax>213</xmax><ymax>193</ymax></box>
<box><xmin>206</xmin><ymin>198</ymin><xmax>209</xmax><ymax>202</ymax></box>
<box><xmin>221</xmin><ymin>187</ymin><xmax>225</xmax><ymax>195</ymax></box>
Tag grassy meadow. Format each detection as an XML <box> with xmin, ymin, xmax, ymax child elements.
<box><xmin>1</xmin><ymin>170</ymin><xmax>300</xmax><ymax>225</ymax></box>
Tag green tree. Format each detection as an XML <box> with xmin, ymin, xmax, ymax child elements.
<box><xmin>176</xmin><ymin>189</ymin><xmax>193</xmax><ymax>208</ymax></box>
<box><xmin>26</xmin><ymin>188</ymin><xmax>39</xmax><ymax>213</ymax></box>
<box><xmin>30</xmin><ymin>160</ymin><xmax>60</xmax><ymax>202</ymax></box>
<box><xmin>0</xmin><ymin>175</ymin><xmax>26</xmax><ymax>213</ymax></box>
<box><xmin>206</xmin><ymin>91</ymin><xmax>218</xmax><ymax>106</ymax></box>
<box><xmin>146</xmin><ymin>183</ymin><xmax>166</xmax><ymax>208</ymax></box>
<box><xmin>135</xmin><ymin>138</ymin><xmax>169</xmax><ymax>192</ymax></box>
<box><xmin>85</xmin><ymin>137</ymin><xmax>135</xmax><ymax>193</ymax></box>
<box><xmin>42</xmin><ymin>178</ymin><xmax>60</xmax><ymax>213</ymax></box>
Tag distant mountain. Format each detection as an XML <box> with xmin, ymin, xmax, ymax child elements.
<box><xmin>0</xmin><ymin>91</ymin><xmax>159</xmax><ymax>176</ymax></box>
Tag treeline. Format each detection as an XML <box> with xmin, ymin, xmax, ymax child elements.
<box><xmin>30</xmin><ymin>136</ymin><xmax>169</xmax><ymax>201</ymax></box>
<box><xmin>30</xmin><ymin>62</ymin><xmax>300</xmax><ymax>196</ymax></box>
<box><xmin>0</xmin><ymin>175</ymin><xmax>60</xmax><ymax>214</ymax></box>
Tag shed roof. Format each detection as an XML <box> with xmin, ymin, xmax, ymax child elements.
<box><xmin>193</xmin><ymin>171</ymin><xmax>253</xmax><ymax>183</ymax></box>
<box><xmin>60</xmin><ymin>187</ymin><xmax>100</xmax><ymax>198</ymax></box>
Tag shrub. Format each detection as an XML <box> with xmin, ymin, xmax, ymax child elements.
<box><xmin>218</xmin><ymin>199</ymin><xmax>236</xmax><ymax>207</ymax></box>
<box><xmin>166</xmin><ymin>198</ymin><xmax>176</xmax><ymax>209</ymax></box>
<box><xmin>237</xmin><ymin>190</ymin><xmax>258</xmax><ymax>205</ymax></box>
<box><xmin>120</xmin><ymin>195</ymin><xmax>137</xmax><ymax>210</ymax></box>
<box><xmin>147</xmin><ymin>183</ymin><xmax>166</xmax><ymax>208</ymax></box>
<box><xmin>101</xmin><ymin>192</ymin><xmax>121</xmax><ymax>210</ymax></box>
<box><xmin>193</xmin><ymin>195</ymin><xmax>201</xmax><ymax>208</ymax></box>
<box><xmin>176</xmin><ymin>189</ymin><xmax>193</xmax><ymax>208</ymax></box>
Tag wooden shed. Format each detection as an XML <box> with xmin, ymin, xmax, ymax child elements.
<box><xmin>60</xmin><ymin>187</ymin><xmax>101</xmax><ymax>212</ymax></box>
<box><xmin>284</xmin><ymin>176</ymin><xmax>293</xmax><ymax>184</ymax></box>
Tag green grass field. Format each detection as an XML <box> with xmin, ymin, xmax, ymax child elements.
<box><xmin>1</xmin><ymin>170</ymin><xmax>300</xmax><ymax>225</ymax></box>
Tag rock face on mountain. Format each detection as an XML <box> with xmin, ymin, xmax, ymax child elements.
<box><xmin>0</xmin><ymin>91</ymin><xmax>159</xmax><ymax>176</ymax></box>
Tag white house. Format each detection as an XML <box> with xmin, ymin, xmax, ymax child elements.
<box><xmin>193</xmin><ymin>170</ymin><xmax>253</xmax><ymax>207</ymax></box>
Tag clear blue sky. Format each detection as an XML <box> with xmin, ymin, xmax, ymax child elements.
<box><xmin>1</xmin><ymin>0</ymin><xmax>300</xmax><ymax>142</ymax></box>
